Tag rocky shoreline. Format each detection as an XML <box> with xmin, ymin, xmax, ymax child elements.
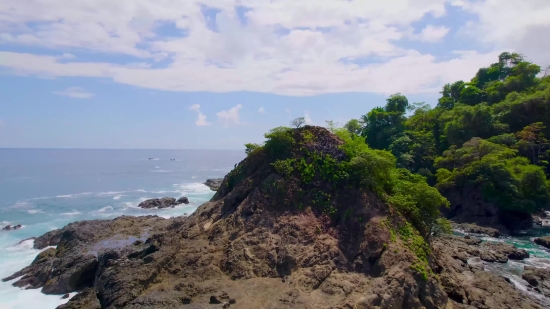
<box><xmin>3</xmin><ymin>181</ymin><xmax>550</xmax><ymax>308</ymax></box>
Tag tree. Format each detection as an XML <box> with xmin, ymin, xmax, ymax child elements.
<box><xmin>344</xmin><ymin>119</ymin><xmax>362</xmax><ymax>135</ymax></box>
<box><xmin>361</xmin><ymin>94</ymin><xmax>409</xmax><ymax>150</ymax></box>
<box><xmin>290</xmin><ymin>117</ymin><xmax>306</xmax><ymax>128</ymax></box>
<box><xmin>516</xmin><ymin>122</ymin><xmax>550</xmax><ymax>166</ymax></box>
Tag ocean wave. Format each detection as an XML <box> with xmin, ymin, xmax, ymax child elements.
<box><xmin>151</xmin><ymin>170</ymin><xmax>171</xmax><ymax>173</ymax></box>
<box><xmin>113</xmin><ymin>195</ymin><xmax>123</xmax><ymax>200</ymax></box>
<box><xmin>55</xmin><ymin>192</ymin><xmax>93</xmax><ymax>199</ymax></box>
<box><xmin>172</xmin><ymin>182</ymin><xmax>213</xmax><ymax>195</ymax></box>
<box><xmin>26</xmin><ymin>209</ymin><xmax>43</xmax><ymax>214</ymax></box>
<box><xmin>60</xmin><ymin>212</ymin><xmax>81</xmax><ymax>216</ymax></box>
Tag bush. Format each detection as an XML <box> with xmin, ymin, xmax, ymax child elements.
<box><xmin>245</xmin><ymin>143</ymin><xmax>263</xmax><ymax>155</ymax></box>
<box><xmin>264</xmin><ymin>127</ymin><xmax>295</xmax><ymax>160</ymax></box>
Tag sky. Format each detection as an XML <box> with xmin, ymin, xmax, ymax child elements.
<box><xmin>0</xmin><ymin>0</ymin><xmax>549</xmax><ymax>149</ymax></box>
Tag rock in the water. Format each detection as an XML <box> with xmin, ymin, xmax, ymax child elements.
<box><xmin>453</xmin><ymin>223</ymin><xmax>500</xmax><ymax>237</ymax></box>
<box><xmin>204</xmin><ymin>178</ymin><xmax>223</xmax><ymax>191</ymax></box>
<box><xmin>177</xmin><ymin>196</ymin><xmax>189</xmax><ymax>204</ymax></box>
<box><xmin>534</xmin><ymin>236</ymin><xmax>550</xmax><ymax>249</ymax></box>
<box><xmin>522</xmin><ymin>267</ymin><xmax>550</xmax><ymax>298</ymax></box>
<box><xmin>61</xmin><ymin>294</ymin><xmax>69</xmax><ymax>299</ymax></box>
<box><xmin>481</xmin><ymin>242</ymin><xmax>529</xmax><ymax>260</ymax></box>
<box><xmin>2</xmin><ymin>224</ymin><xmax>22</xmax><ymax>231</ymax></box>
<box><xmin>138</xmin><ymin>197</ymin><xmax>178</xmax><ymax>209</ymax></box>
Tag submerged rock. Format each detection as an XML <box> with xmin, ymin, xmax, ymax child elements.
<box><xmin>138</xmin><ymin>197</ymin><xmax>189</xmax><ymax>209</ymax></box>
<box><xmin>204</xmin><ymin>178</ymin><xmax>223</xmax><ymax>191</ymax></box>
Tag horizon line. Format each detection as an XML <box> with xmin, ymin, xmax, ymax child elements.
<box><xmin>0</xmin><ymin>147</ymin><xmax>246</xmax><ymax>151</ymax></box>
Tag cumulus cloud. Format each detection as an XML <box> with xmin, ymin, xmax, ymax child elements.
<box><xmin>0</xmin><ymin>0</ymin><xmax>547</xmax><ymax>96</ymax></box>
<box><xmin>304</xmin><ymin>111</ymin><xmax>313</xmax><ymax>125</ymax></box>
<box><xmin>416</xmin><ymin>25</ymin><xmax>450</xmax><ymax>42</ymax></box>
<box><xmin>189</xmin><ymin>104</ymin><xmax>211</xmax><ymax>126</ymax></box>
<box><xmin>54</xmin><ymin>87</ymin><xmax>94</xmax><ymax>99</ymax></box>
<box><xmin>217</xmin><ymin>104</ymin><xmax>243</xmax><ymax>127</ymax></box>
<box><xmin>258</xmin><ymin>107</ymin><xmax>266</xmax><ymax>114</ymax></box>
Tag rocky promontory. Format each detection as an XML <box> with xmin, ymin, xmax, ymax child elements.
<box><xmin>3</xmin><ymin>126</ymin><xmax>548</xmax><ymax>309</ymax></box>
<box><xmin>203</xmin><ymin>178</ymin><xmax>223</xmax><ymax>191</ymax></box>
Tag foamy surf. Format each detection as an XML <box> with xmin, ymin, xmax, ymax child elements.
<box><xmin>0</xmin><ymin>240</ymin><xmax>72</xmax><ymax>309</ymax></box>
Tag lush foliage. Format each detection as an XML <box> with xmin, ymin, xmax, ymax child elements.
<box><xmin>354</xmin><ymin>52</ymin><xmax>550</xmax><ymax>216</ymax></box>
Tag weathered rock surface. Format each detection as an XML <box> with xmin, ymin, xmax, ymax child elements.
<box><xmin>452</xmin><ymin>222</ymin><xmax>500</xmax><ymax>238</ymax></box>
<box><xmin>432</xmin><ymin>235</ymin><xmax>543</xmax><ymax>308</ymax></box>
<box><xmin>534</xmin><ymin>236</ymin><xmax>550</xmax><ymax>249</ymax></box>
<box><xmin>2</xmin><ymin>224</ymin><xmax>22</xmax><ymax>231</ymax></box>
<box><xmin>523</xmin><ymin>267</ymin><xmax>550</xmax><ymax>298</ymax></box>
<box><xmin>138</xmin><ymin>197</ymin><xmax>189</xmax><ymax>209</ymax></box>
<box><xmin>58</xmin><ymin>288</ymin><xmax>101</xmax><ymax>309</ymax></box>
<box><xmin>204</xmin><ymin>178</ymin><xmax>223</xmax><ymax>191</ymax></box>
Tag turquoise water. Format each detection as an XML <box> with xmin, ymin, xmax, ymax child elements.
<box><xmin>0</xmin><ymin>149</ymin><xmax>244</xmax><ymax>309</ymax></box>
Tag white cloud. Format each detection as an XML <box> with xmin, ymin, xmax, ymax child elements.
<box><xmin>304</xmin><ymin>111</ymin><xmax>313</xmax><ymax>125</ymax></box>
<box><xmin>457</xmin><ymin>0</ymin><xmax>550</xmax><ymax>65</ymax></box>
<box><xmin>258</xmin><ymin>107</ymin><xmax>266</xmax><ymax>114</ymax></box>
<box><xmin>0</xmin><ymin>0</ymin><xmax>547</xmax><ymax>96</ymax></box>
<box><xmin>195</xmin><ymin>112</ymin><xmax>211</xmax><ymax>126</ymax></box>
<box><xmin>53</xmin><ymin>87</ymin><xmax>94</xmax><ymax>99</ymax></box>
<box><xmin>189</xmin><ymin>104</ymin><xmax>211</xmax><ymax>126</ymax></box>
<box><xmin>415</xmin><ymin>25</ymin><xmax>450</xmax><ymax>42</ymax></box>
<box><xmin>217</xmin><ymin>104</ymin><xmax>243</xmax><ymax>127</ymax></box>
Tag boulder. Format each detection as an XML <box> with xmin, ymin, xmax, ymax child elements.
<box><xmin>453</xmin><ymin>222</ymin><xmax>500</xmax><ymax>238</ymax></box>
<box><xmin>204</xmin><ymin>178</ymin><xmax>223</xmax><ymax>191</ymax></box>
<box><xmin>177</xmin><ymin>197</ymin><xmax>189</xmax><ymax>204</ymax></box>
<box><xmin>522</xmin><ymin>267</ymin><xmax>550</xmax><ymax>298</ymax></box>
<box><xmin>481</xmin><ymin>242</ymin><xmax>530</xmax><ymax>260</ymax></box>
<box><xmin>138</xmin><ymin>197</ymin><xmax>177</xmax><ymax>209</ymax></box>
<box><xmin>534</xmin><ymin>236</ymin><xmax>550</xmax><ymax>249</ymax></box>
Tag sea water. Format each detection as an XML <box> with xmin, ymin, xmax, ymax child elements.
<box><xmin>0</xmin><ymin>149</ymin><xmax>244</xmax><ymax>309</ymax></box>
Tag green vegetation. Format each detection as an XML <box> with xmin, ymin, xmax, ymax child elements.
<box><xmin>354</xmin><ymin>52</ymin><xmax>550</xmax><ymax>218</ymax></box>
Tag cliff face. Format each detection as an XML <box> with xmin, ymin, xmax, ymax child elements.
<box><xmin>3</xmin><ymin>126</ymin><xmax>545</xmax><ymax>309</ymax></box>
<box><xmin>440</xmin><ymin>186</ymin><xmax>533</xmax><ymax>233</ymax></box>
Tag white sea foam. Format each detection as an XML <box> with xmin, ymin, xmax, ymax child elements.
<box><xmin>60</xmin><ymin>212</ymin><xmax>81</xmax><ymax>216</ymax></box>
<box><xmin>0</xmin><ymin>240</ymin><xmax>71</xmax><ymax>309</ymax></box>
<box><xmin>26</xmin><ymin>209</ymin><xmax>44</xmax><ymax>214</ymax></box>
<box><xmin>113</xmin><ymin>195</ymin><xmax>123</xmax><ymax>200</ymax></box>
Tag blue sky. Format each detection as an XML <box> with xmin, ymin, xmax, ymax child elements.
<box><xmin>0</xmin><ymin>0</ymin><xmax>548</xmax><ymax>149</ymax></box>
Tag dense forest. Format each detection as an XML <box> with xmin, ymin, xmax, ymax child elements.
<box><xmin>347</xmin><ymin>52</ymin><xmax>550</xmax><ymax>230</ymax></box>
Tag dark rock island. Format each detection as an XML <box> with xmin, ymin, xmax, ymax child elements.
<box><xmin>138</xmin><ymin>197</ymin><xmax>189</xmax><ymax>209</ymax></box>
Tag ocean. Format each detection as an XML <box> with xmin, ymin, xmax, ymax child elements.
<box><xmin>0</xmin><ymin>148</ymin><xmax>245</xmax><ymax>309</ymax></box>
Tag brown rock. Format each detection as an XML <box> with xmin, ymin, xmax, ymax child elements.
<box><xmin>534</xmin><ymin>236</ymin><xmax>550</xmax><ymax>249</ymax></box>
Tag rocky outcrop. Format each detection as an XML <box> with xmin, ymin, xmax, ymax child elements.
<box><xmin>204</xmin><ymin>178</ymin><xmax>223</xmax><ymax>191</ymax></box>
<box><xmin>138</xmin><ymin>197</ymin><xmax>189</xmax><ymax>209</ymax></box>
<box><xmin>432</xmin><ymin>235</ymin><xmax>544</xmax><ymax>308</ymax></box>
<box><xmin>2</xmin><ymin>216</ymin><xmax>170</xmax><ymax>295</ymax></box>
<box><xmin>534</xmin><ymin>236</ymin><xmax>550</xmax><ymax>249</ymax></box>
<box><xmin>2</xmin><ymin>224</ymin><xmax>22</xmax><ymax>231</ymax></box>
<box><xmin>441</xmin><ymin>186</ymin><xmax>533</xmax><ymax>234</ymax></box>
<box><xmin>4</xmin><ymin>126</ymin><xmax>544</xmax><ymax>309</ymax></box>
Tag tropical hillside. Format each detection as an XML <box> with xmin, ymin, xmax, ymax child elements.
<box><xmin>348</xmin><ymin>52</ymin><xmax>550</xmax><ymax>232</ymax></box>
